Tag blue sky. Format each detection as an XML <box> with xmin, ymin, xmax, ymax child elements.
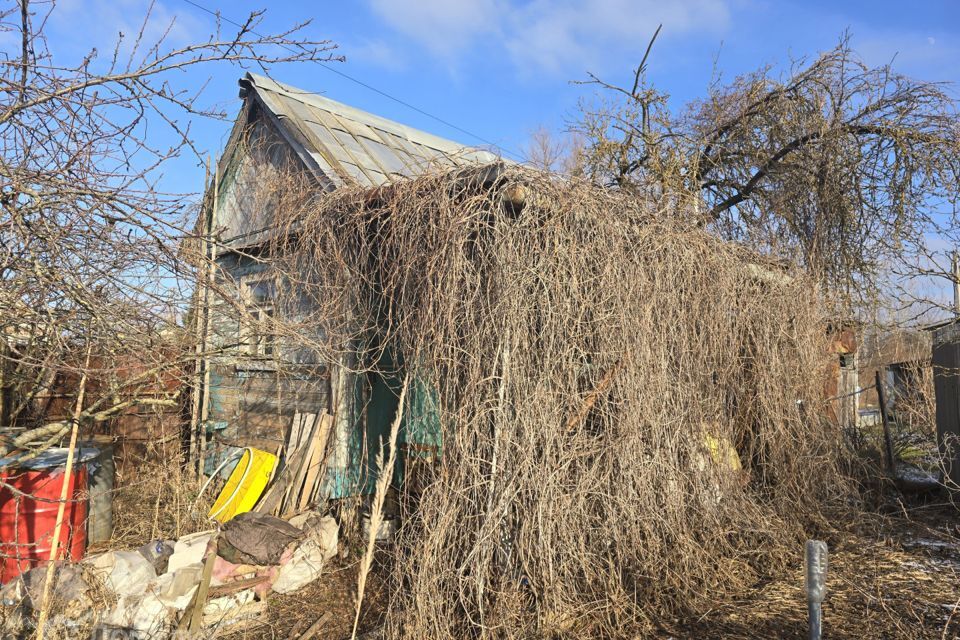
<box><xmin>9</xmin><ymin>0</ymin><xmax>957</xmax><ymax>314</ymax></box>
<box><xmin>30</xmin><ymin>0</ymin><xmax>960</xmax><ymax>195</ymax></box>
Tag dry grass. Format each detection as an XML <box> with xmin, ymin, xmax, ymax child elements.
<box><xmin>103</xmin><ymin>453</ymin><xmax>212</xmax><ymax>552</ymax></box>
<box><xmin>681</xmin><ymin>502</ymin><xmax>960</xmax><ymax>639</ymax></box>
<box><xmin>256</xmin><ymin>165</ymin><xmax>857</xmax><ymax>638</ymax></box>
<box><xmin>246</xmin><ymin>501</ymin><xmax>960</xmax><ymax>640</ymax></box>
<box><xmin>220</xmin><ymin>554</ymin><xmax>388</xmax><ymax>639</ymax></box>
<box><xmin>892</xmin><ymin>361</ymin><xmax>939</xmax><ymax>469</ymax></box>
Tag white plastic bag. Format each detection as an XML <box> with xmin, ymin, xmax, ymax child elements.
<box><xmin>86</xmin><ymin>550</ymin><xmax>156</xmax><ymax>596</ymax></box>
<box><xmin>167</xmin><ymin>530</ymin><xmax>214</xmax><ymax>573</ymax></box>
<box><xmin>271</xmin><ymin>516</ymin><xmax>338</xmax><ymax>594</ymax></box>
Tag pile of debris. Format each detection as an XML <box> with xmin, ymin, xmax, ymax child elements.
<box><xmin>1</xmin><ymin>511</ymin><xmax>338</xmax><ymax>637</ymax></box>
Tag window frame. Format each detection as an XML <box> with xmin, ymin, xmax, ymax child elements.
<box><xmin>239</xmin><ymin>272</ymin><xmax>278</xmax><ymax>361</ymax></box>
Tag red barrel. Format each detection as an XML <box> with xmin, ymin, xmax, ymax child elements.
<box><xmin>0</xmin><ymin>455</ymin><xmax>89</xmax><ymax>584</ymax></box>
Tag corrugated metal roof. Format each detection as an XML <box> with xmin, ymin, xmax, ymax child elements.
<box><xmin>242</xmin><ymin>73</ymin><xmax>502</xmax><ymax>188</ymax></box>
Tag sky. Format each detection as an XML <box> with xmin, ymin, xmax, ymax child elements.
<box><xmin>28</xmin><ymin>0</ymin><xmax>960</xmax><ymax>195</ymax></box>
<box><xmin>14</xmin><ymin>0</ymin><xmax>960</xmax><ymax>312</ymax></box>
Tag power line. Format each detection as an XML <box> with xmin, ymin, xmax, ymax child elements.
<box><xmin>180</xmin><ymin>0</ymin><xmax>524</xmax><ymax>162</ymax></box>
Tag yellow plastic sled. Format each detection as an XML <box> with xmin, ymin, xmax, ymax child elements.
<box><xmin>208</xmin><ymin>448</ymin><xmax>277</xmax><ymax>523</ymax></box>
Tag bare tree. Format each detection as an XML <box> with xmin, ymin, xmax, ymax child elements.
<box><xmin>0</xmin><ymin>0</ymin><xmax>340</xmax><ymax>460</ymax></box>
<box><xmin>522</xmin><ymin>126</ymin><xmax>586</xmax><ymax>176</ymax></box>
<box><xmin>574</xmin><ymin>34</ymin><xmax>960</xmax><ymax>310</ymax></box>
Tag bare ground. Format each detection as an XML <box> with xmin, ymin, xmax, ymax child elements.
<box><xmin>674</xmin><ymin>501</ymin><xmax>960</xmax><ymax>639</ymax></box>
<box><xmin>217</xmin><ymin>499</ymin><xmax>960</xmax><ymax>639</ymax></box>
<box><xmin>106</xmin><ymin>460</ymin><xmax>959</xmax><ymax>639</ymax></box>
<box><xmin>219</xmin><ymin>554</ymin><xmax>387</xmax><ymax>640</ymax></box>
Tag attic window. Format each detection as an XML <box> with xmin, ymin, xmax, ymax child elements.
<box><xmin>241</xmin><ymin>274</ymin><xmax>276</xmax><ymax>358</ymax></box>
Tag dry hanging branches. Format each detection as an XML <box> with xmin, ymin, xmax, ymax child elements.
<box><xmin>258</xmin><ymin>163</ymin><xmax>854</xmax><ymax>638</ymax></box>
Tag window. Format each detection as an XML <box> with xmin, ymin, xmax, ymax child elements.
<box><xmin>241</xmin><ymin>274</ymin><xmax>276</xmax><ymax>358</ymax></box>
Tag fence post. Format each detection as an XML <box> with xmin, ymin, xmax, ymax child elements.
<box><xmin>875</xmin><ymin>369</ymin><xmax>896</xmax><ymax>472</ymax></box>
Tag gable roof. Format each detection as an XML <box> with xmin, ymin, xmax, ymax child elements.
<box><xmin>238</xmin><ymin>73</ymin><xmax>501</xmax><ymax>189</ymax></box>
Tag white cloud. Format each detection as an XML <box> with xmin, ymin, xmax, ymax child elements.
<box><xmin>366</xmin><ymin>0</ymin><xmax>502</xmax><ymax>59</ymax></box>
<box><xmin>346</xmin><ymin>38</ymin><xmax>408</xmax><ymax>71</ymax></box>
<box><xmin>365</xmin><ymin>0</ymin><xmax>730</xmax><ymax>75</ymax></box>
<box><xmin>503</xmin><ymin>0</ymin><xmax>729</xmax><ymax>75</ymax></box>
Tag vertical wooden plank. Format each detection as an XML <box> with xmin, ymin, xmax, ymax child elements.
<box><xmin>282</xmin><ymin>413</ymin><xmax>319</xmax><ymax>515</ymax></box>
<box><xmin>297</xmin><ymin>412</ymin><xmax>334</xmax><ymax>511</ymax></box>
<box><xmin>289</xmin><ymin>411</ymin><xmax>306</xmax><ymax>452</ymax></box>
<box><xmin>180</xmin><ymin>533</ymin><xmax>219</xmax><ymax>633</ymax></box>
<box><xmin>197</xmin><ymin>160</ymin><xmax>219</xmax><ymax>482</ymax></box>
<box><xmin>188</xmin><ymin>160</ymin><xmax>212</xmax><ymax>476</ymax></box>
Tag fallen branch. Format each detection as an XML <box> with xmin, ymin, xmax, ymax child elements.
<box><xmin>298</xmin><ymin>611</ymin><xmax>333</xmax><ymax>640</ymax></box>
<box><xmin>564</xmin><ymin>360</ymin><xmax>624</xmax><ymax>433</ymax></box>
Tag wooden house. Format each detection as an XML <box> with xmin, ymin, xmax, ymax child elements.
<box><xmin>196</xmin><ymin>73</ymin><xmax>499</xmax><ymax>498</ymax></box>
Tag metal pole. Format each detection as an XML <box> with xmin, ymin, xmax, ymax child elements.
<box><xmin>805</xmin><ymin>540</ymin><xmax>828</xmax><ymax>640</ymax></box>
<box><xmin>952</xmin><ymin>250</ymin><xmax>959</xmax><ymax>315</ymax></box>
<box><xmin>807</xmin><ymin>600</ymin><xmax>822</xmax><ymax>640</ymax></box>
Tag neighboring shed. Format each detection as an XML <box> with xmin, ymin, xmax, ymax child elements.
<box><xmin>824</xmin><ymin>321</ymin><xmax>860</xmax><ymax>428</ymax></box>
<box><xmin>929</xmin><ymin>318</ymin><xmax>960</xmax><ymax>487</ymax></box>
<box><xmin>198</xmin><ymin>73</ymin><xmax>499</xmax><ymax>498</ymax></box>
<box><xmin>859</xmin><ymin>328</ymin><xmax>930</xmax><ymax>396</ymax></box>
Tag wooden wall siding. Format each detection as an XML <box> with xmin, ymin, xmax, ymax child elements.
<box><xmin>207</xmin><ymin>365</ymin><xmax>330</xmax><ymax>445</ymax></box>
<box><xmin>14</xmin><ymin>349</ymin><xmax>187</xmax><ymax>468</ymax></box>
<box><xmin>207</xmin><ymin>253</ymin><xmax>329</xmax><ymax>366</ymax></box>
<box><xmin>203</xmin><ymin>254</ymin><xmax>445</xmax><ymax>500</ymax></box>
<box><xmin>203</xmin><ymin>245</ymin><xmax>354</xmax><ymax>493</ymax></box>
<box><xmin>932</xmin><ymin>327</ymin><xmax>960</xmax><ymax>487</ymax></box>
<box><xmin>113</xmin><ymin>410</ymin><xmax>183</xmax><ymax>471</ymax></box>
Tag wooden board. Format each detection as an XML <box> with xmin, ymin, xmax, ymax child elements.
<box><xmin>256</xmin><ymin>413</ymin><xmax>314</xmax><ymax>515</ymax></box>
<box><xmin>289</xmin><ymin>412</ymin><xmax>307</xmax><ymax>451</ymax></box>
<box><xmin>280</xmin><ymin>413</ymin><xmax>317</xmax><ymax>514</ymax></box>
<box><xmin>180</xmin><ymin>533</ymin><xmax>219</xmax><ymax>633</ymax></box>
<box><xmin>295</xmin><ymin>411</ymin><xmax>334</xmax><ymax>512</ymax></box>
<box><xmin>257</xmin><ymin>443</ymin><xmax>310</xmax><ymax>515</ymax></box>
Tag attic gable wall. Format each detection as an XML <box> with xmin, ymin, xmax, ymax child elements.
<box><xmin>214</xmin><ymin>108</ymin><xmax>315</xmax><ymax>251</ymax></box>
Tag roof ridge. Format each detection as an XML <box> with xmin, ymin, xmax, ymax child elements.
<box><xmin>244</xmin><ymin>73</ymin><xmax>494</xmax><ymax>156</ymax></box>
